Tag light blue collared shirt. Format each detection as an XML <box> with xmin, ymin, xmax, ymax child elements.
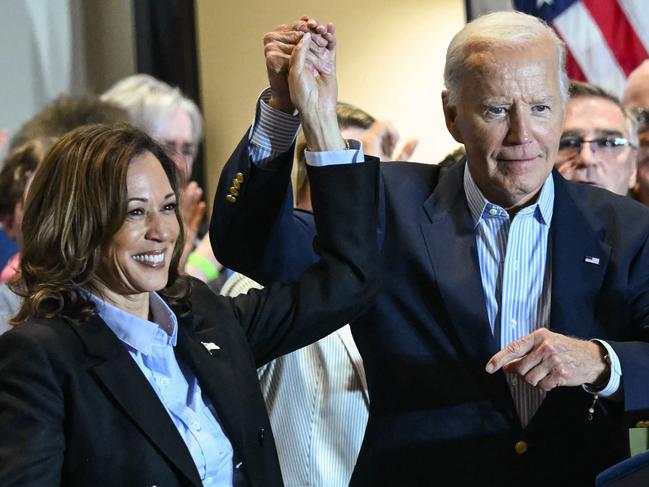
<box><xmin>91</xmin><ymin>292</ymin><xmax>245</xmax><ymax>486</ymax></box>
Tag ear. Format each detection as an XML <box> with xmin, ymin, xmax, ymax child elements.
<box><xmin>629</xmin><ymin>156</ymin><xmax>638</xmax><ymax>191</ymax></box>
<box><xmin>442</xmin><ymin>91</ymin><xmax>464</xmax><ymax>143</ymax></box>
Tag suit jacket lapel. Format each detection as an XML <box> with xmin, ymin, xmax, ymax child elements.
<box><xmin>71</xmin><ymin>316</ymin><xmax>202</xmax><ymax>487</ymax></box>
<box><xmin>420</xmin><ymin>161</ymin><xmax>499</xmax><ymax>364</ymax></box>
<box><xmin>549</xmin><ymin>173</ymin><xmax>611</xmax><ymax>337</ymax></box>
<box><xmin>175</xmin><ymin>313</ymin><xmax>248</xmax><ymax>461</ymax></box>
<box><xmin>420</xmin><ymin>161</ymin><xmax>515</xmax><ymax>415</ymax></box>
<box><xmin>335</xmin><ymin>325</ymin><xmax>370</xmax><ymax>405</ymax></box>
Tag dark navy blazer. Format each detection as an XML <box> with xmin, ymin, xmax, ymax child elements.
<box><xmin>212</xmin><ymin>135</ymin><xmax>649</xmax><ymax>487</ymax></box>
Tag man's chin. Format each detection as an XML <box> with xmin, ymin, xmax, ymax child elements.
<box><xmin>574</xmin><ymin>180</ymin><xmax>603</xmax><ymax>189</ymax></box>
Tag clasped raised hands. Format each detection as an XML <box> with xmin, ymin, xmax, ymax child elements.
<box><xmin>264</xmin><ymin>17</ymin><xmax>344</xmax><ymax>151</ymax></box>
<box><xmin>265</xmin><ymin>17</ymin><xmax>336</xmax><ymax>114</ymax></box>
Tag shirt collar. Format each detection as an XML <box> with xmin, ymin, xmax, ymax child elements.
<box><xmin>89</xmin><ymin>292</ymin><xmax>178</xmax><ymax>354</ymax></box>
<box><xmin>463</xmin><ymin>162</ymin><xmax>554</xmax><ymax>227</ymax></box>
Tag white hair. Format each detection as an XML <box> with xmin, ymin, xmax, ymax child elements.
<box><xmin>101</xmin><ymin>74</ymin><xmax>203</xmax><ymax>145</ymax></box>
<box><xmin>444</xmin><ymin>11</ymin><xmax>569</xmax><ymax>105</ymax></box>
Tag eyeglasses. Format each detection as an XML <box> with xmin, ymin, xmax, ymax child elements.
<box><xmin>557</xmin><ymin>136</ymin><xmax>636</xmax><ymax>160</ymax></box>
<box><xmin>163</xmin><ymin>140</ymin><xmax>198</xmax><ymax>163</ymax></box>
<box><xmin>633</xmin><ymin>108</ymin><xmax>649</xmax><ymax>134</ymax></box>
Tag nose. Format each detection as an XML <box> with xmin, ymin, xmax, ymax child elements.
<box><xmin>505</xmin><ymin>106</ymin><xmax>531</xmax><ymax>145</ymax></box>
<box><xmin>145</xmin><ymin>211</ymin><xmax>172</xmax><ymax>243</ymax></box>
<box><xmin>574</xmin><ymin>141</ymin><xmax>599</xmax><ymax>168</ymax></box>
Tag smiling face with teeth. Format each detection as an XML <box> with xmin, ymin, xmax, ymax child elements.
<box><xmin>97</xmin><ymin>151</ymin><xmax>181</xmax><ymax>301</ymax></box>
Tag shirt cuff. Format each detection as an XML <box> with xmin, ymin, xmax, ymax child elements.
<box><xmin>582</xmin><ymin>339</ymin><xmax>622</xmax><ymax>398</ymax></box>
<box><xmin>304</xmin><ymin>139</ymin><xmax>365</xmax><ymax>166</ymax></box>
<box><xmin>249</xmin><ymin>88</ymin><xmax>302</xmax><ymax>168</ymax></box>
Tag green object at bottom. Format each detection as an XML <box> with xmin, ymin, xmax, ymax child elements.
<box><xmin>630</xmin><ymin>428</ymin><xmax>649</xmax><ymax>456</ymax></box>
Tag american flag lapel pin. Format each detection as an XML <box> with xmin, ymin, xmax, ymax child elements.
<box><xmin>201</xmin><ymin>342</ymin><xmax>221</xmax><ymax>355</ymax></box>
<box><xmin>584</xmin><ymin>256</ymin><xmax>600</xmax><ymax>265</ymax></box>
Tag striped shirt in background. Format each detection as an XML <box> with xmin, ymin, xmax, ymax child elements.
<box><xmin>248</xmin><ymin>88</ymin><xmax>301</xmax><ymax>165</ymax></box>
<box><xmin>221</xmin><ymin>272</ymin><xmax>369</xmax><ymax>487</ymax></box>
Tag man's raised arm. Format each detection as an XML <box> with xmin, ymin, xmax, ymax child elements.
<box><xmin>210</xmin><ymin>18</ymin><xmax>337</xmax><ymax>284</ymax></box>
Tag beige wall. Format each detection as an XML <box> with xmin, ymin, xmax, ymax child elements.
<box><xmin>81</xmin><ymin>0</ymin><xmax>136</xmax><ymax>95</ymax></box>
<box><xmin>196</xmin><ymin>0</ymin><xmax>466</xmax><ymax>205</ymax></box>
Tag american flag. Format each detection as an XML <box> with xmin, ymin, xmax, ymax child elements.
<box><xmin>466</xmin><ymin>0</ymin><xmax>649</xmax><ymax>97</ymax></box>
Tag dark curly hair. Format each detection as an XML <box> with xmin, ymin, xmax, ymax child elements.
<box><xmin>10</xmin><ymin>123</ymin><xmax>191</xmax><ymax>325</ymax></box>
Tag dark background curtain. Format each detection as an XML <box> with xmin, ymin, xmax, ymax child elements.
<box><xmin>133</xmin><ymin>0</ymin><xmax>205</xmax><ymax>189</ymax></box>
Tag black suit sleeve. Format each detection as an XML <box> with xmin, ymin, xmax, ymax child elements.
<box><xmin>217</xmin><ymin>161</ymin><xmax>381</xmax><ymax>366</ymax></box>
<box><xmin>0</xmin><ymin>327</ymin><xmax>65</xmax><ymax>486</ymax></box>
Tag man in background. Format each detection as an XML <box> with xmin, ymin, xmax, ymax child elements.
<box><xmin>556</xmin><ymin>80</ymin><xmax>637</xmax><ymax>196</ymax></box>
<box><xmin>624</xmin><ymin>61</ymin><xmax>649</xmax><ymax>205</ymax></box>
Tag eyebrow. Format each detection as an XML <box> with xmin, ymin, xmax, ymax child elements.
<box><xmin>561</xmin><ymin>129</ymin><xmax>625</xmax><ymax>138</ymax></box>
<box><xmin>127</xmin><ymin>192</ymin><xmax>176</xmax><ymax>203</ymax></box>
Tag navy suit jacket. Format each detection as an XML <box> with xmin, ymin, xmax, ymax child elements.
<box><xmin>212</xmin><ymin>135</ymin><xmax>649</xmax><ymax>487</ymax></box>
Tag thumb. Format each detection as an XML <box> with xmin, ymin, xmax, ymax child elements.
<box><xmin>290</xmin><ymin>31</ymin><xmax>311</xmax><ymax>73</ymax></box>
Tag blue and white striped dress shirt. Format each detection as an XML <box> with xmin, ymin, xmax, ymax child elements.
<box><xmin>91</xmin><ymin>293</ymin><xmax>246</xmax><ymax>486</ymax></box>
<box><xmin>464</xmin><ymin>166</ymin><xmax>553</xmax><ymax>427</ymax></box>
<box><xmin>463</xmin><ymin>165</ymin><xmax>621</xmax><ymax>426</ymax></box>
<box><xmin>247</xmin><ymin>90</ymin><xmax>621</xmax><ymax>428</ymax></box>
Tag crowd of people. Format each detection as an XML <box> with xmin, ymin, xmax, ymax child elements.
<box><xmin>0</xmin><ymin>10</ymin><xmax>648</xmax><ymax>487</ymax></box>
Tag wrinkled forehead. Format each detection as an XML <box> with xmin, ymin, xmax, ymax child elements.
<box><xmin>564</xmin><ymin>96</ymin><xmax>628</xmax><ymax>134</ymax></box>
<box><xmin>462</xmin><ymin>37</ymin><xmax>559</xmax><ymax>76</ymax></box>
<box><xmin>457</xmin><ymin>42</ymin><xmax>563</xmax><ymax>104</ymax></box>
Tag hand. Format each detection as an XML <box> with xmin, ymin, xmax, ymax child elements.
<box><xmin>0</xmin><ymin>129</ymin><xmax>8</xmax><ymax>155</ymax></box>
<box><xmin>289</xmin><ymin>26</ymin><xmax>343</xmax><ymax>151</ymax></box>
<box><xmin>179</xmin><ymin>181</ymin><xmax>207</xmax><ymax>270</ymax></box>
<box><xmin>264</xmin><ymin>17</ymin><xmax>333</xmax><ymax>114</ymax></box>
<box><xmin>358</xmin><ymin>121</ymin><xmax>419</xmax><ymax>161</ymax></box>
<box><xmin>485</xmin><ymin>328</ymin><xmax>610</xmax><ymax>392</ymax></box>
<box><xmin>184</xmin><ymin>234</ymin><xmax>223</xmax><ymax>283</ymax></box>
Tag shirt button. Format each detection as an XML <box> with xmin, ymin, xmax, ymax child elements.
<box><xmin>159</xmin><ymin>378</ymin><xmax>170</xmax><ymax>386</ymax></box>
<box><xmin>488</xmin><ymin>207</ymin><xmax>498</xmax><ymax>216</ymax></box>
<box><xmin>204</xmin><ymin>477</ymin><xmax>212</xmax><ymax>485</ymax></box>
<box><xmin>510</xmin><ymin>319</ymin><xmax>517</xmax><ymax>327</ymax></box>
<box><xmin>191</xmin><ymin>421</ymin><xmax>201</xmax><ymax>431</ymax></box>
